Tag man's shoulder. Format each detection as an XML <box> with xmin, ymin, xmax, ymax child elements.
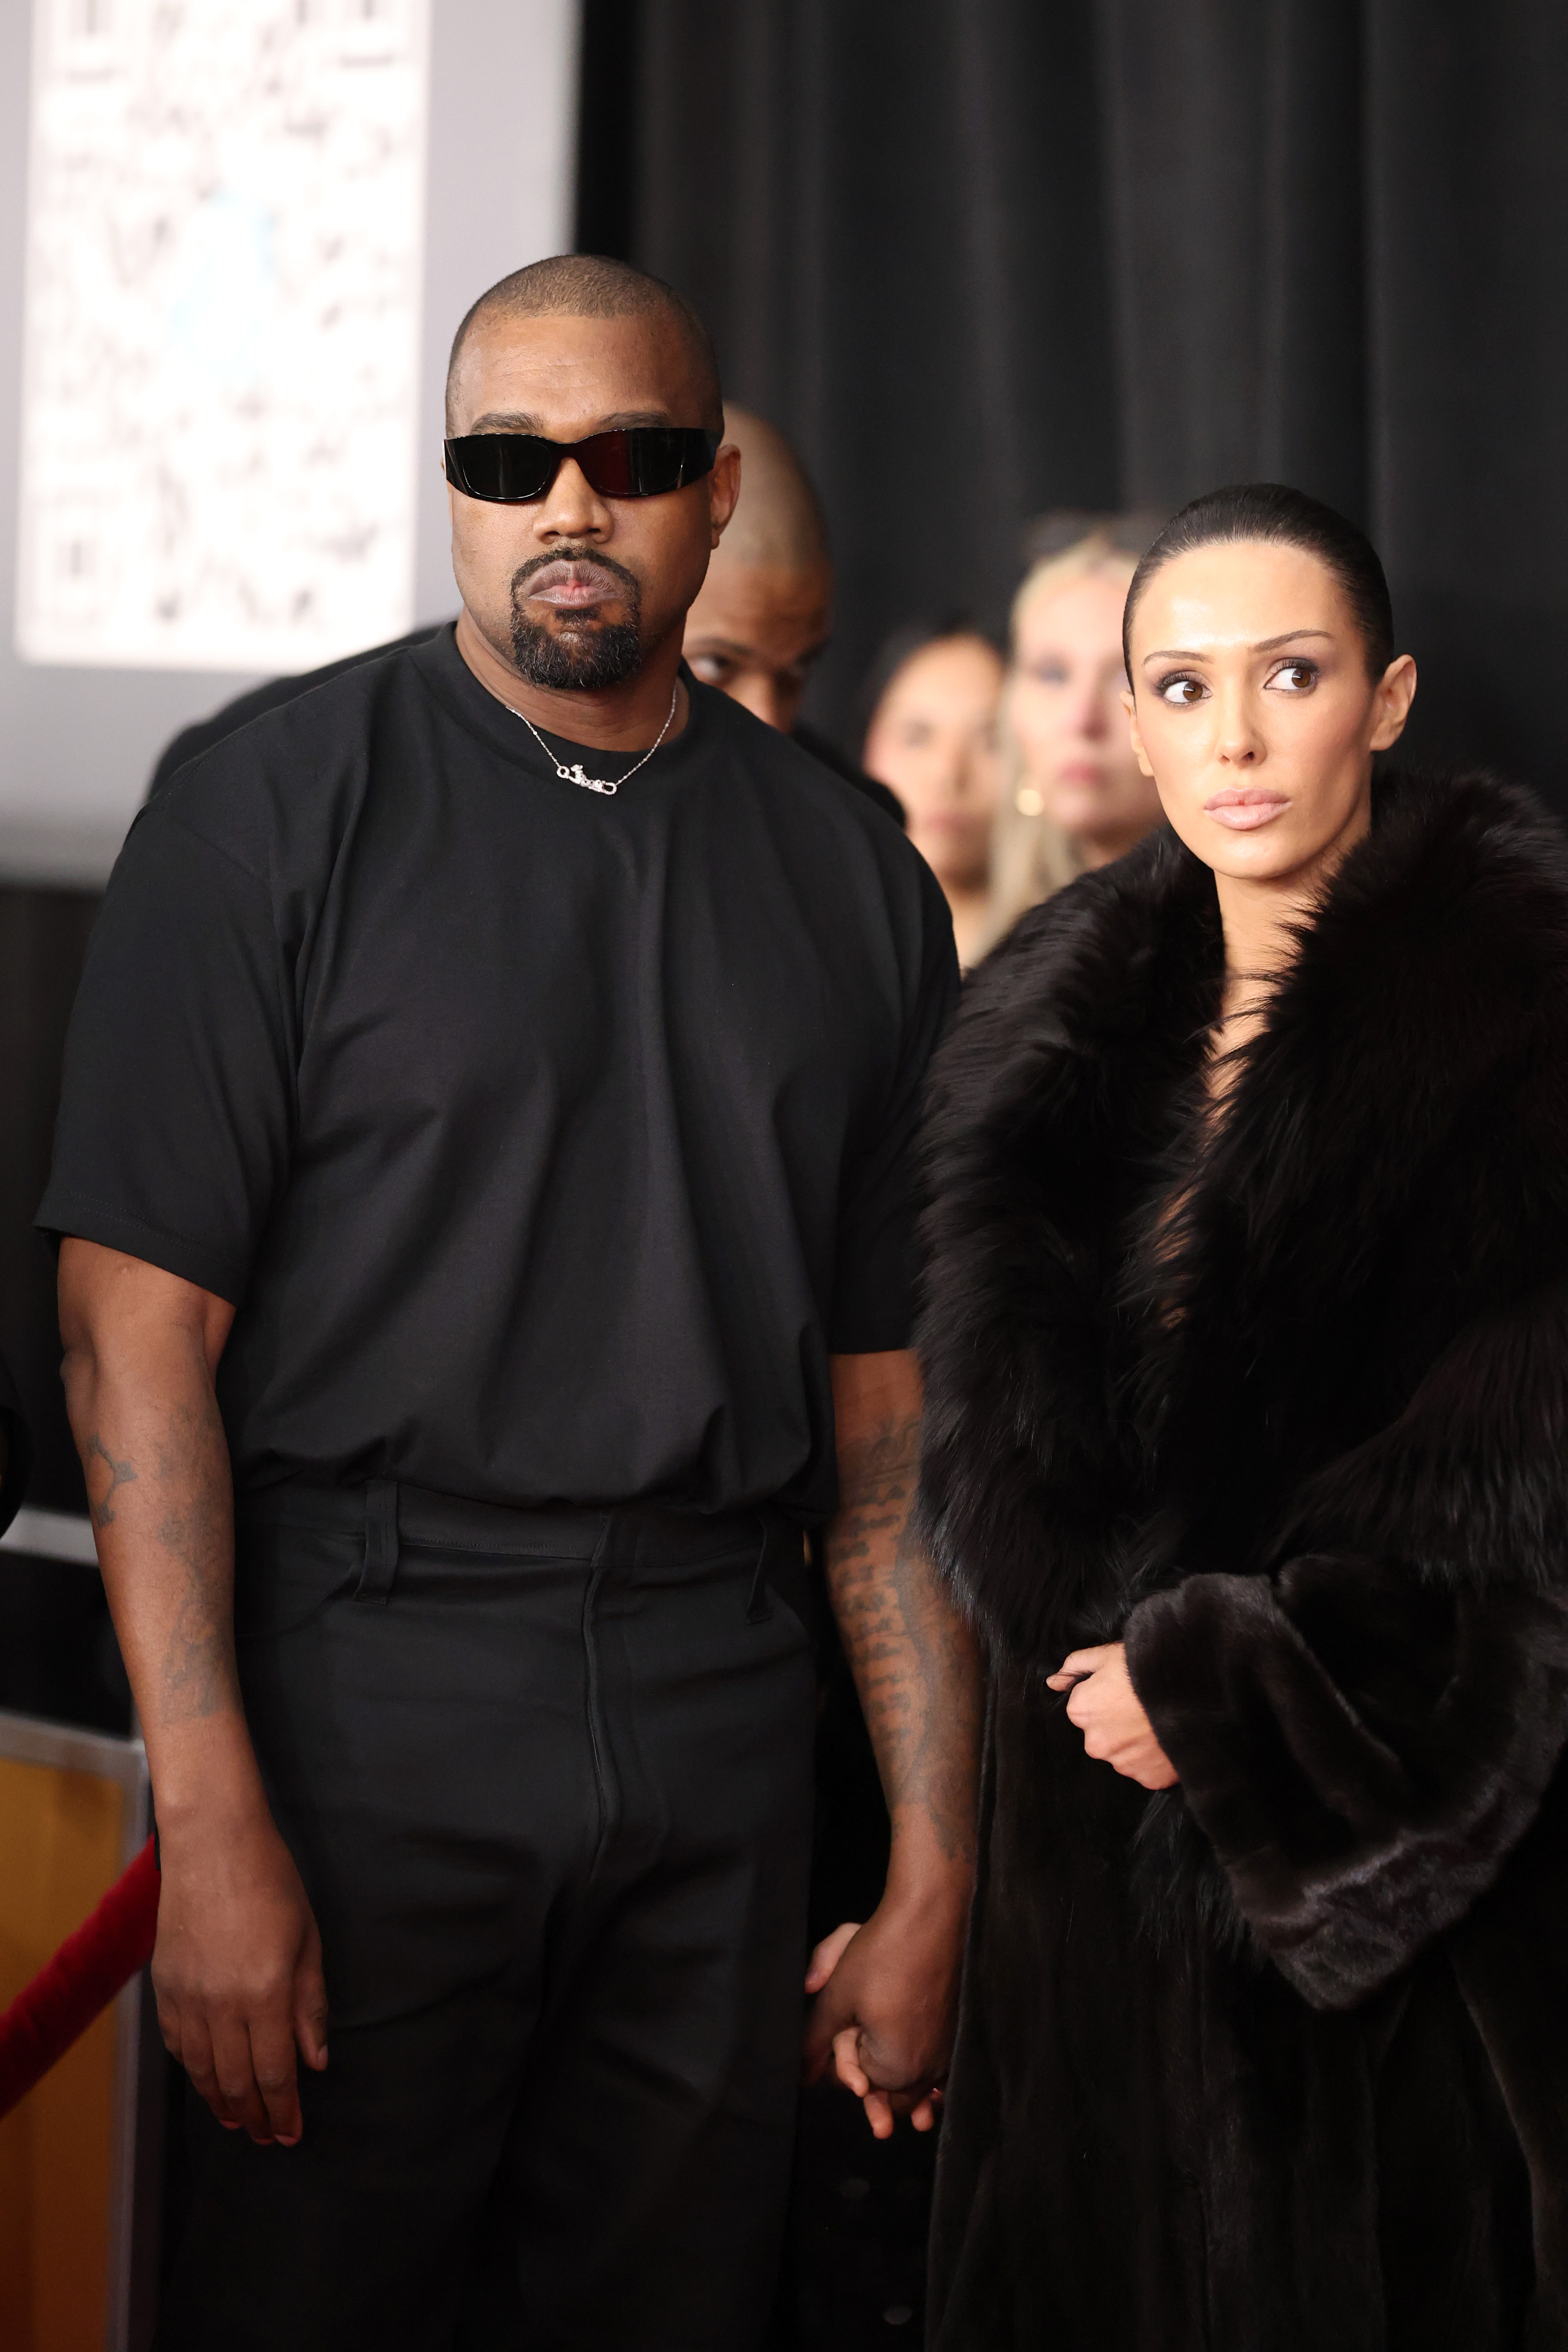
<box><xmin>695</xmin><ymin>681</ymin><xmax>911</xmax><ymax>846</ymax></box>
<box><xmin>146</xmin><ymin>625</ymin><xmax>446</xmax><ymax>802</ymax></box>
<box><xmin>792</xmin><ymin>720</ymin><xmax>906</xmax><ymax>830</ymax></box>
<box><xmin>137</xmin><ymin>631</ymin><xmax>441</xmax><ymax>884</ymax></box>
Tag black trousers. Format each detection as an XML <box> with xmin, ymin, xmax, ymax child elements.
<box><xmin>156</xmin><ymin>1483</ymin><xmax>818</xmax><ymax>2352</ymax></box>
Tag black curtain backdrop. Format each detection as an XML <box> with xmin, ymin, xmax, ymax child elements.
<box><xmin>578</xmin><ymin>0</ymin><xmax>1568</xmax><ymax>800</ymax></box>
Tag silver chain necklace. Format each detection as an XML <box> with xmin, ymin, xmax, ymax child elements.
<box><xmin>505</xmin><ymin>678</ymin><xmax>680</xmax><ymax>798</ymax></box>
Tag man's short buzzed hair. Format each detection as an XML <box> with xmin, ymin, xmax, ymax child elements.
<box><xmin>446</xmin><ymin>254</ymin><xmax>723</xmax><ymax>432</ymax></box>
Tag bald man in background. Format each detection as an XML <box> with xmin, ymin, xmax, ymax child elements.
<box><xmin>148</xmin><ymin>406</ymin><xmax>900</xmax><ymax>825</ymax></box>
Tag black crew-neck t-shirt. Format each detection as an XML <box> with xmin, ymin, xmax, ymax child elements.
<box><xmin>41</xmin><ymin>626</ymin><xmax>955</xmax><ymax>1520</ymax></box>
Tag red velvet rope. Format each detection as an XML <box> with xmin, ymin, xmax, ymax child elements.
<box><xmin>0</xmin><ymin>1835</ymin><xmax>160</xmax><ymax>2119</ymax></box>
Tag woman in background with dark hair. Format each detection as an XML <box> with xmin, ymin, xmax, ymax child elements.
<box><xmin>860</xmin><ymin>622</ymin><xmax>1005</xmax><ymax>967</ymax></box>
<box><xmin>917</xmin><ymin>484</ymin><xmax>1568</xmax><ymax>2347</ymax></box>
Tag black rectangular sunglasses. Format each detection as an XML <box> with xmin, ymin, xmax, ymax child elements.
<box><xmin>444</xmin><ymin>427</ymin><xmax>721</xmax><ymax>504</ymax></box>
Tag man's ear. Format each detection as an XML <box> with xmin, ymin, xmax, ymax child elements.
<box><xmin>1121</xmin><ymin>686</ymin><xmax>1156</xmax><ymax>779</ymax></box>
<box><xmin>708</xmin><ymin>443</ymin><xmax>741</xmax><ymax>547</ymax></box>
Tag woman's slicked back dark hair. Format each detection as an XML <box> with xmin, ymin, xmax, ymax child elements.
<box><xmin>1122</xmin><ymin>483</ymin><xmax>1395</xmax><ymax>684</ymax></box>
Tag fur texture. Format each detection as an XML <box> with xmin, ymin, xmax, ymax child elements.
<box><xmin>919</xmin><ymin>773</ymin><xmax>1568</xmax><ymax>2349</ymax></box>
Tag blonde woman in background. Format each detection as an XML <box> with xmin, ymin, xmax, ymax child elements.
<box><xmin>860</xmin><ymin>620</ymin><xmax>1007</xmax><ymax>968</ymax></box>
<box><xmin>984</xmin><ymin>516</ymin><xmax>1165</xmax><ymax>951</ymax></box>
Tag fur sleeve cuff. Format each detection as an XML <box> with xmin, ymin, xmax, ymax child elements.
<box><xmin>1124</xmin><ymin>1565</ymin><xmax>1568</xmax><ymax>2009</ymax></box>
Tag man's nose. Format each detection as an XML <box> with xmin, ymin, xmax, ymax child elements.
<box><xmin>534</xmin><ymin>456</ymin><xmax>611</xmax><ymax>539</ymax></box>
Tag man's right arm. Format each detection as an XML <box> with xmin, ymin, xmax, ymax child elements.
<box><xmin>59</xmin><ymin>1237</ymin><xmax>327</xmax><ymax>2146</ymax></box>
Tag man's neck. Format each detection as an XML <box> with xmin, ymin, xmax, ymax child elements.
<box><xmin>455</xmin><ymin>607</ymin><xmax>689</xmax><ymax>750</ymax></box>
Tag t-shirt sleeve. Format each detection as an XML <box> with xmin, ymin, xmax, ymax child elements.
<box><xmin>36</xmin><ymin>801</ymin><xmax>294</xmax><ymax>1305</ymax></box>
<box><xmin>828</xmin><ymin>866</ymin><xmax>960</xmax><ymax>1354</ymax></box>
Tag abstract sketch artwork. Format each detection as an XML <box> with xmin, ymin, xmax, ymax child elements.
<box><xmin>16</xmin><ymin>0</ymin><xmax>432</xmax><ymax>671</ymax></box>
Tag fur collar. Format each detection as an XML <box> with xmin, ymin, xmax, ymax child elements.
<box><xmin>917</xmin><ymin>771</ymin><xmax>1568</xmax><ymax>1669</ymax></box>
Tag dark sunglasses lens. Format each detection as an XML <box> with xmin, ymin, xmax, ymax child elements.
<box><xmin>578</xmin><ymin>429</ymin><xmax>721</xmax><ymax>497</ymax></box>
<box><xmin>444</xmin><ymin>436</ymin><xmax>557</xmax><ymax>502</ymax></box>
<box><xmin>575</xmin><ymin>432</ymin><xmax>640</xmax><ymax>497</ymax></box>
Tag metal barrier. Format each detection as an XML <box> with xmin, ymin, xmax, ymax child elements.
<box><xmin>0</xmin><ymin>1709</ymin><xmax>162</xmax><ymax>2352</ymax></box>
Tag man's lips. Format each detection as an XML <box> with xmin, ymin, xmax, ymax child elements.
<box><xmin>1204</xmin><ymin>786</ymin><xmax>1290</xmax><ymax>832</ymax></box>
<box><xmin>519</xmin><ymin>561</ymin><xmax>627</xmax><ymax>610</ymax></box>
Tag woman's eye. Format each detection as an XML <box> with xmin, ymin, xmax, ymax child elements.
<box><xmin>1269</xmin><ymin>660</ymin><xmax>1318</xmax><ymax>692</ymax></box>
<box><xmin>1028</xmin><ymin>660</ymin><xmax>1070</xmax><ymax>686</ymax></box>
<box><xmin>1157</xmin><ymin>674</ymin><xmax>1206</xmax><ymax>707</ymax></box>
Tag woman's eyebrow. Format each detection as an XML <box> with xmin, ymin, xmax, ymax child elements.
<box><xmin>1140</xmin><ymin>627</ymin><xmax>1335</xmax><ymax>666</ymax></box>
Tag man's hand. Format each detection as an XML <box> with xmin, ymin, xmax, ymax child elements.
<box><xmin>802</xmin><ymin>1900</ymin><xmax>959</xmax><ymax>2138</ymax></box>
<box><xmin>819</xmin><ymin>1351</ymin><xmax>981</xmax><ymax>2135</ymax></box>
<box><xmin>59</xmin><ymin>1238</ymin><xmax>329</xmax><ymax>2145</ymax></box>
<box><xmin>1047</xmin><ymin>1642</ymin><xmax>1178</xmax><ymax>1788</ymax></box>
<box><xmin>154</xmin><ymin>1810</ymin><xmax>328</xmax><ymax>2145</ymax></box>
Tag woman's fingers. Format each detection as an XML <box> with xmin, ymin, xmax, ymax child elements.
<box><xmin>805</xmin><ymin>1920</ymin><xmax>862</xmax><ymax>1993</ymax></box>
<box><xmin>862</xmin><ymin>2090</ymin><xmax>896</xmax><ymax>2140</ymax></box>
<box><xmin>832</xmin><ymin>2024</ymin><xmax>870</xmax><ymax>2098</ymax></box>
<box><xmin>1045</xmin><ymin>1644</ymin><xmax>1114</xmax><ymax>1690</ymax></box>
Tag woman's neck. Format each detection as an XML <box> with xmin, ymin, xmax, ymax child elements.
<box><xmin>1213</xmin><ymin>792</ymin><xmax>1372</xmax><ymax>1037</ymax></box>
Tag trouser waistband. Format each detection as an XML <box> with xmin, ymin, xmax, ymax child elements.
<box><xmin>236</xmin><ymin>1478</ymin><xmax>802</xmax><ymax>1618</ymax></box>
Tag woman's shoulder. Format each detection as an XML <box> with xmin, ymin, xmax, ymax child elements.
<box><xmin>1315</xmin><ymin>766</ymin><xmax>1568</xmax><ymax>1056</ymax></box>
<box><xmin>926</xmin><ymin>828</ymin><xmax>1215</xmax><ymax>1125</ymax></box>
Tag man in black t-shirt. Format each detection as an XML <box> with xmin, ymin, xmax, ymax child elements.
<box><xmin>43</xmin><ymin>256</ymin><xmax>978</xmax><ymax>2348</ymax></box>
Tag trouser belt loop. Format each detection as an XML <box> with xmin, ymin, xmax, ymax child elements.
<box><xmin>747</xmin><ymin>1513</ymin><xmax>774</xmax><ymax>1625</ymax></box>
<box><xmin>355</xmin><ymin>1479</ymin><xmax>400</xmax><ymax>1605</ymax></box>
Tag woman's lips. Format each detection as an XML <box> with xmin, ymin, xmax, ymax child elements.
<box><xmin>1204</xmin><ymin>787</ymin><xmax>1290</xmax><ymax>832</ymax></box>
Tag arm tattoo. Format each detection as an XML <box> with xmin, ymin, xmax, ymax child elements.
<box><xmin>86</xmin><ymin>1432</ymin><xmax>137</xmax><ymax>1528</ymax></box>
<box><xmin>153</xmin><ymin>1409</ymin><xmax>235</xmax><ymax>1725</ymax></box>
<box><xmin>827</xmin><ymin>1411</ymin><xmax>980</xmax><ymax>1865</ymax></box>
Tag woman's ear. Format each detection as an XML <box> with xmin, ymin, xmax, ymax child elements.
<box><xmin>1121</xmin><ymin>686</ymin><xmax>1156</xmax><ymax>779</ymax></box>
<box><xmin>1369</xmin><ymin>653</ymin><xmax>1418</xmax><ymax>753</ymax></box>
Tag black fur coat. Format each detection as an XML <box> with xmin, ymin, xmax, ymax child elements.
<box><xmin>917</xmin><ymin>772</ymin><xmax>1568</xmax><ymax>2351</ymax></box>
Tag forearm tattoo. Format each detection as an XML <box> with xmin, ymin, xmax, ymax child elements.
<box><xmin>85</xmin><ymin>1432</ymin><xmax>137</xmax><ymax>1528</ymax></box>
<box><xmin>85</xmin><ymin>1401</ymin><xmax>236</xmax><ymax>1726</ymax></box>
<box><xmin>827</xmin><ymin>1412</ymin><xmax>980</xmax><ymax>1866</ymax></box>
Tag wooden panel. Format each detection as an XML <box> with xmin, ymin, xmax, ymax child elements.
<box><xmin>0</xmin><ymin>1754</ymin><xmax>126</xmax><ymax>2352</ymax></box>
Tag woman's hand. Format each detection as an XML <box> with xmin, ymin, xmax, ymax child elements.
<box><xmin>1046</xmin><ymin>1644</ymin><xmax>1179</xmax><ymax>1788</ymax></box>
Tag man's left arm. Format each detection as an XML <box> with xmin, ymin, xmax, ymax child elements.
<box><xmin>804</xmin><ymin>1346</ymin><xmax>982</xmax><ymax>2136</ymax></box>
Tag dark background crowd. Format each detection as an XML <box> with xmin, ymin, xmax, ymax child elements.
<box><xmin>2</xmin><ymin>3</ymin><xmax>1567</xmax><ymax>2342</ymax></box>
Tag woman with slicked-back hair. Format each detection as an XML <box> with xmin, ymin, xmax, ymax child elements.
<box><xmin>918</xmin><ymin>483</ymin><xmax>1568</xmax><ymax>2348</ymax></box>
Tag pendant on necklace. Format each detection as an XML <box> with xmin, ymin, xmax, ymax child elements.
<box><xmin>554</xmin><ymin>760</ymin><xmax>617</xmax><ymax>796</ymax></box>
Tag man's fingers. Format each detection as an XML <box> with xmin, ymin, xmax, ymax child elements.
<box><xmin>862</xmin><ymin>2090</ymin><xmax>895</xmax><ymax>2141</ymax></box>
<box><xmin>250</xmin><ymin>2006</ymin><xmax>305</xmax><ymax>2145</ymax></box>
<box><xmin>154</xmin><ymin>1987</ymin><xmax>184</xmax><ymax>2068</ymax></box>
<box><xmin>176</xmin><ymin>2012</ymin><xmax>226</xmax><ymax>2118</ymax></box>
<box><xmin>805</xmin><ymin>1919</ymin><xmax>861</xmax><ymax>1994</ymax></box>
<box><xmin>209</xmin><ymin>2012</ymin><xmax>276</xmax><ymax>2143</ymax></box>
<box><xmin>293</xmin><ymin>1924</ymin><xmax>330</xmax><ymax>2073</ymax></box>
